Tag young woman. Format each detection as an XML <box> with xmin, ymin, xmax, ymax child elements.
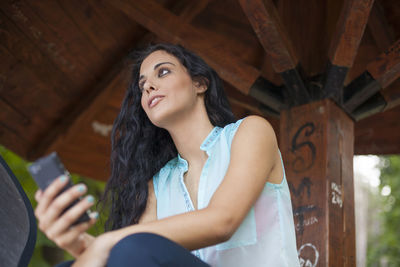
<box><xmin>34</xmin><ymin>43</ymin><xmax>300</xmax><ymax>266</ymax></box>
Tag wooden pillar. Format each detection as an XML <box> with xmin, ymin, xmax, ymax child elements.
<box><xmin>280</xmin><ymin>99</ymin><xmax>355</xmax><ymax>266</ymax></box>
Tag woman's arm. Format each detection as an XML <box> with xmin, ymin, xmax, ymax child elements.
<box><xmin>105</xmin><ymin>115</ymin><xmax>280</xmax><ymax>250</ymax></box>
<box><xmin>138</xmin><ymin>179</ymin><xmax>158</xmax><ymax>224</ymax></box>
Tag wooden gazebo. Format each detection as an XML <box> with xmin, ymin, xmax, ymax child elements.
<box><xmin>1</xmin><ymin>0</ymin><xmax>399</xmax><ymax>266</ymax></box>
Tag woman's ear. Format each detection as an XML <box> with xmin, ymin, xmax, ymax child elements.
<box><xmin>194</xmin><ymin>77</ymin><xmax>209</xmax><ymax>94</ymax></box>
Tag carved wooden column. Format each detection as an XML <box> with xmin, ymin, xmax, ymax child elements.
<box><xmin>280</xmin><ymin>99</ymin><xmax>355</xmax><ymax>266</ymax></box>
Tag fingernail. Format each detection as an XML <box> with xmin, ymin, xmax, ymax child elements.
<box><xmin>91</xmin><ymin>211</ymin><xmax>99</xmax><ymax>219</ymax></box>
<box><xmin>59</xmin><ymin>175</ymin><xmax>68</xmax><ymax>182</ymax></box>
<box><xmin>77</xmin><ymin>184</ymin><xmax>86</xmax><ymax>192</ymax></box>
<box><xmin>86</xmin><ymin>195</ymin><xmax>94</xmax><ymax>203</ymax></box>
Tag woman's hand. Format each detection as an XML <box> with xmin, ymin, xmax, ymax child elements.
<box><xmin>34</xmin><ymin>175</ymin><xmax>98</xmax><ymax>257</ymax></box>
<box><xmin>72</xmin><ymin>232</ymin><xmax>116</xmax><ymax>267</ymax></box>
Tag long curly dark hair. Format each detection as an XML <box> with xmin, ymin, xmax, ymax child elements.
<box><xmin>100</xmin><ymin>43</ymin><xmax>236</xmax><ymax>231</ymax></box>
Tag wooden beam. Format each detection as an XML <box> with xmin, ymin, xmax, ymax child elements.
<box><xmin>0</xmin><ymin>44</ymin><xmax>69</xmax><ymax>158</ymax></box>
<box><xmin>351</xmin><ymin>93</ymin><xmax>387</xmax><ymax>121</ymax></box>
<box><xmin>325</xmin><ymin>0</ymin><xmax>375</xmax><ymax>101</ymax></box>
<box><xmin>0</xmin><ymin>122</ymin><xmax>29</xmax><ymax>157</ymax></box>
<box><xmin>275</xmin><ymin>0</ymin><xmax>335</xmax><ymax>77</ymax></box>
<box><xmin>140</xmin><ymin>0</ymin><xmax>211</xmax><ymax>42</ymax></box>
<box><xmin>238</xmin><ymin>0</ymin><xmax>297</xmax><ymax>72</ymax></box>
<box><xmin>0</xmin><ymin>1</ymin><xmax>99</xmax><ymax>91</ymax></box>
<box><xmin>227</xmin><ymin>97</ymin><xmax>263</xmax><ymax>116</ymax></box>
<box><xmin>224</xmin><ymin>82</ymin><xmax>281</xmax><ymax>121</ymax></box>
<box><xmin>110</xmin><ymin>0</ymin><xmax>260</xmax><ymax>96</ymax></box>
<box><xmin>28</xmin><ymin>59</ymin><xmax>128</xmax><ymax>160</ymax></box>
<box><xmin>343</xmin><ymin>72</ymin><xmax>380</xmax><ymax>112</ymax></box>
<box><xmin>328</xmin><ymin>0</ymin><xmax>375</xmax><ymax>67</ymax></box>
<box><xmin>355</xmin><ymin>105</ymin><xmax>400</xmax><ymax>155</ymax></box>
<box><xmin>0</xmin><ymin>10</ymin><xmax>75</xmax><ymax>98</ymax></box>
<box><xmin>239</xmin><ymin>0</ymin><xmax>310</xmax><ymax>106</ymax></box>
<box><xmin>381</xmin><ymin>79</ymin><xmax>400</xmax><ymax>111</ymax></box>
<box><xmin>280</xmin><ymin>99</ymin><xmax>355</xmax><ymax>267</ymax></box>
<box><xmin>173</xmin><ymin>0</ymin><xmax>211</xmax><ymax>23</ymax></box>
<box><xmin>344</xmin><ymin>39</ymin><xmax>400</xmax><ymax>112</ymax></box>
<box><xmin>366</xmin><ymin>39</ymin><xmax>400</xmax><ymax>89</ymax></box>
<box><xmin>249</xmin><ymin>76</ymin><xmax>286</xmax><ymax>113</ymax></box>
<box><xmin>367</xmin><ymin>2</ymin><xmax>395</xmax><ymax>53</ymax></box>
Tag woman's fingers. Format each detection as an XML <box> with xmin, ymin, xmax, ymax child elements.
<box><xmin>45</xmin><ymin>195</ymin><xmax>95</xmax><ymax>237</ymax></box>
<box><xmin>39</xmin><ymin>184</ymin><xmax>88</xmax><ymax>230</ymax></box>
<box><xmin>35</xmin><ymin>175</ymin><xmax>69</xmax><ymax>217</ymax></box>
<box><xmin>34</xmin><ymin>190</ymin><xmax>42</xmax><ymax>202</ymax></box>
<box><xmin>52</xmin><ymin>214</ymin><xmax>98</xmax><ymax>249</ymax></box>
<box><xmin>33</xmin><ymin>175</ymin><xmax>98</xmax><ymax>256</ymax></box>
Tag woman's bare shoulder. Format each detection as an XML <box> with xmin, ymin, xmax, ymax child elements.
<box><xmin>237</xmin><ymin>115</ymin><xmax>277</xmax><ymax>142</ymax></box>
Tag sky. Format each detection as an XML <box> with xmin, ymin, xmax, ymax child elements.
<box><xmin>354</xmin><ymin>155</ymin><xmax>385</xmax><ymax>194</ymax></box>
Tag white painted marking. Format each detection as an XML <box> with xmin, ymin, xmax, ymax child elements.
<box><xmin>331</xmin><ymin>182</ymin><xmax>343</xmax><ymax>208</ymax></box>
<box><xmin>298</xmin><ymin>243</ymin><xmax>319</xmax><ymax>267</ymax></box>
<box><xmin>92</xmin><ymin>121</ymin><xmax>112</xmax><ymax>137</ymax></box>
<box><xmin>296</xmin><ymin>216</ymin><xmax>319</xmax><ymax>231</ymax></box>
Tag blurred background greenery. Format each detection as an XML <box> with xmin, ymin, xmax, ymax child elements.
<box><xmin>0</xmin><ymin>145</ymin><xmax>107</xmax><ymax>267</ymax></box>
<box><xmin>366</xmin><ymin>155</ymin><xmax>400</xmax><ymax>267</ymax></box>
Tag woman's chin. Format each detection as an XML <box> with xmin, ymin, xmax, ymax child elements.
<box><xmin>148</xmin><ymin>111</ymin><xmax>180</xmax><ymax>129</ymax></box>
<box><xmin>147</xmin><ymin>112</ymin><xmax>169</xmax><ymax>128</ymax></box>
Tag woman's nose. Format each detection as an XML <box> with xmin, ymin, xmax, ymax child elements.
<box><xmin>144</xmin><ymin>80</ymin><xmax>157</xmax><ymax>94</ymax></box>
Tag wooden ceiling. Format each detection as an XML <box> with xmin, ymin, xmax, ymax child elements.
<box><xmin>0</xmin><ymin>0</ymin><xmax>399</xmax><ymax>180</ymax></box>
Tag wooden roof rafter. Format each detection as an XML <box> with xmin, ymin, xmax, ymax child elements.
<box><xmin>110</xmin><ymin>0</ymin><xmax>259</xmax><ymax>94</ymax></box>
<box><xmin>344</xmin><ymin>39</ymin><xmax>400</xmax><ymax>120</ymax></box>
<box><xmin>110</xmin><ymin>0</ymin><xmax>286</xmax><ymax>116</ymax></box>
<box><xmin>367</xmin><ymin>1</ymin><xmax>396</xmax><ymax>52</ymax></box>
<box><xmin>238</xmin><ymin>0</ymin><xmax>397</xmax><ymax>123</ymax></box>
<box><xmin>325</xmin><ymin>0</ymin><xmax>375</xmax><ymax>103</ymax></box>
<box><xmin>138</xmin><ymin>0</ymin><xmax>212</xmax><ymax>43</ymax></box>
<box><xmin>238</xmin><ymin>0</ymin><xmax>310</xmax><ymax>107</ymax></box>
<box><xmin>168</xmin><ymin>0</ymin><xmax>283</xmax><ymax>118</ymax></box>
<box><xmin>29</xmin><ymin>59</ymin><xmax>128</xmax><ymax>160</ymax></box>
<box><xmin>171</xmin><ymin>0</ymin><xmax>212</xmax><ymax>23</ymax></box>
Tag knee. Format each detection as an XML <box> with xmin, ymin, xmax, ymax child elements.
<box><xmin>107</xmin><ymin>233</ymin><xmax>164</xmax><ymax>266</ymax></box>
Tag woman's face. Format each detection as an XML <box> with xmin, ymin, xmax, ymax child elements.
<box><xmin>139</xmin><ymin>50</ymin><xmax>206</xmax><ymax>127</ymax></box>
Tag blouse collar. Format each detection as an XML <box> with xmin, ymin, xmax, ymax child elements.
<box><xmin>177</xmin><ymin>126</ymin><xmax>222</xmax><ymax>169</ymax></box>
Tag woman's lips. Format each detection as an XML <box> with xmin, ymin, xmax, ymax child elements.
<box><xmin>149</xmin><ymin>96</ymin><xmax>165</xmax><ymax>108</ymax></box>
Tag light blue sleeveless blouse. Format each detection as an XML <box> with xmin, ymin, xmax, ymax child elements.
<box><xmin>153</xmin><ymin>118</ymin><xmax>300</xmax><ymax>267</ymax></box>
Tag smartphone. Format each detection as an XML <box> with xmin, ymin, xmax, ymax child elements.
<box><xmin>28</xmin><ymin>152</ymin><xmax>91</xmax><ymax>226</ymax></box>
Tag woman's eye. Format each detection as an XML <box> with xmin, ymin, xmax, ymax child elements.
<box><xmin>158</xmin><ymin>68</ymin><xmax>169</xmax><ymax>77</ymax></box>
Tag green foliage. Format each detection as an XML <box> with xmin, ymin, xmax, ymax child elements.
<box><xmin>0</xmin><ymin>146</ymin><xmax>107</xmax><ymax>266</ymax></box>
<box><xmin>367</xmin><ymin>155</ymin><xmax>400</xmax><ymax>267</ymax></box>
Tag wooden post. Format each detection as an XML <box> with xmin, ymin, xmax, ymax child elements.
<box><xmin>280</xmin><ymin>99</ymin><xmax>355</xmax><ymax>266</ymax></box>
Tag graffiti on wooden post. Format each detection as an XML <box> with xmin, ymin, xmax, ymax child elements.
<box><xmin>289</xmin><ymin>122</ymin><xmax>319</xmax><ymax>234</ymax></box>
<box><xmin>288</xmin><ymin>121</ymin><xmax>322</xmax><ymax>263</ymax></box>
<box><xmin>288</xmin><ymin>177</ymin><xmax>313</xmax><ymax>198</ymax></box>
<box><xmin>293</xmin><ymin>205</ymin><xmax>318</xmax><ymax>235</ymax></box>
<box><xmin>291</xmin><ymin>122</ymin><xmax>316</xmax><ymax>173</ymax></box>
<box><xmin>298</xmin><ymin>243</ymin><xmax>319</xmax><ymax>267</ymax></box>
<box><xmin>331</xmin><ymin>182</ymin><xmax>343</xmax><ymax>208</ymax></box>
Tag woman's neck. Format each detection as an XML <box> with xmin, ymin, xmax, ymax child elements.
<box><xmin>167</xmin><ymin>111</ymin><xmax>214</xmax><ymax>167</ymax></box>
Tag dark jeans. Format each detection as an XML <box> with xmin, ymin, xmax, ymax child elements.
<box><xmin>55</xmin><ymin>232</ymin><xmax>210</xmax><ymax>267</ymax></box>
